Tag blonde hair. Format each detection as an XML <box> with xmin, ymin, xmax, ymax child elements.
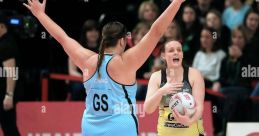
<box><xmin>138</xmin><ymin>0</ymin><xmax>159</xmax><ymax>22</ymax></box>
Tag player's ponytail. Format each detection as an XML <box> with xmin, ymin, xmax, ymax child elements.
<box><xmin>97</xmin><ymin>39</ymin><xmax>106</xmax><ymax>78</ymax></box>
<box><xmin>97</xmin><ymin>22</ymin><xmax>127</xmax><ymax>78</ymax></box>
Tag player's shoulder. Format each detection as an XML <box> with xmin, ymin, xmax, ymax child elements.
<box><xmin>151</xmin><ymin>70</ymin><xmax>161</xmax><ymax>79</ymax></box>
<box><xmin>149</xmin><ymin>70</ymin><xmax>162</xmax><ymax>86</ymax></box>
<box><xmin>188</xmin><ymin>67</ymin><xmax>202</xmax><ymax>77</ymax></box>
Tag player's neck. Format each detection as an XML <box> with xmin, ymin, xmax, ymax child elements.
<box><xmin>166</xmin><ymin>67</ymin><xmax>184</xmax><ymax>82</ymax></box>
<box><xmin>104</xmin><ymin>47</ymin><xmax>122</xmax><ymax>55</ymax></box>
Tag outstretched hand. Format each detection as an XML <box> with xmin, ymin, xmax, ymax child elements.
<box><xmin>23</xmin><ymin>0</ymin><xmax>47</xmax><ymax>17</ymax></box>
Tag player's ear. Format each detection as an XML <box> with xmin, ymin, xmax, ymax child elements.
<box><xmin>119</xmin><ymin>38</ymin><xmax>124</xmax><ymax>47</ymax></box>
<box><xmin>161</xmin><ymin>52</ymin><xmax>165</xmax><ymax>60</ymax></box>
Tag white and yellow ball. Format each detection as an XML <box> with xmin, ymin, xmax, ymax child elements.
<box><xmin>169</xmin><ymin>92</ymin><xmax>196</xmax><ymax>116</ymax></box>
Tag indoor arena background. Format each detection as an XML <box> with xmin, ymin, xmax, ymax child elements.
<box><xmin>0</xmin><ymin>0</ymin><xmax>259</xmax><ymax>136</ymax></box>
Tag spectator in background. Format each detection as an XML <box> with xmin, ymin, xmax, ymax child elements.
<box><xmin>0</xmin><ymin>11</ymin><xmax>20</xmax><ymax>136</ymax></box>
<box><xmin>214</xmin><ymin>27</ymin><xmax>251</xmax><ymax>94</ymax></box>
<box><xmin>68</xmin><ymin>19</ymin><xmax>100</xmax><ymax>101</ymax></box>
<box><xmin>192</xmin><ymin>27</ymin><xmax>226</xmax><ymax>89</ymax></box>
<box><xmin>241</xmin><ymin>9</ymin><xmax>259</xmax><ymax>67</ymax></box>
<box><xmin>214</xmin><ymin>27</ymin><xmax>252</xmax><ymax>136</ymax></box>
<box><xmin>206</xmin><ymin>9</ymin><xmax>231</xmax><ymax>52</ymax></box>
<box><xmin>195</xmin><ymin>0</ymin><xmax>213</xmax><ymax>24</ymax></box>
<box><xmin>222</xmin><ymin>0</ymin><xmax>251</xmax><ymax>30</ymax></box>
<box><xmin>242</xmin><ymin>9</ymin><xmax>259</xmax><ymax>42</ymax></box>
<box><xmin>180</xmin><ymin>4</ymin><xmax>202</xmax><ymax>65</ymax></box>
<box><xmin>132</xmin><ymin>22</ymin><xmax>150</xmax><ymax>47</ymax></box>
<box><xmin>138</xmin><ymin>0</ymin><xmax>159</xmax><ymax>25</ymax></box>
<box><xmin>163</xmin><ymin>20</ymin><xmax>182</xmax><ymax>43</ymax></box>
<box><xmin>225</xmin><ymin>0</ymin><xmax>253</xmax><ymax>8</ymax></box>
<box><xmin>79</xmin><ymin>20</ymin><xmax>100</xmax><ymax>53</ymax></box>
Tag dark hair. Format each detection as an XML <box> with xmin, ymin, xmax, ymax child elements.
<box><xmin>180</xmin><ymin>4</ymin><xmax>199</xmax><ymax>28</ymax></box>
<box><xmin>241</xmin><ymin>0</ymin><xmax>246</xmax><ymax>4</ymax></box>
<box><xmin>207</xmin><ymin>9</ymin><xmax>222</xmax><ymax>20</ymax></box>
<box><xmin>243</xmin><ymin>9</ymin><xmax>259</xmax><ymax>28</ymax></box>
<box><xmin>200</xmin><ymin>26</ymin><xmax>220</xmax><ymax>52</ymax></box>
<box><xmin>182</xmin><ymin>4</ymin><xmax>197</xmax><ymax>18</ymax></box>
<box><xmin>79</xmin><ymin>19</ymin><xmax>100</xmax><ymax>50</ymax></box>
<box><xmin>97</xmin><ymin>22</ymin><xmax>127</xmax><ymax>78</ymax></box>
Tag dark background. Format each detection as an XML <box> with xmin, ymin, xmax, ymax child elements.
<box><xmin>0</xmin><ymin>0</ymin><xmax>162</xmax><ymax>100</ymax></box>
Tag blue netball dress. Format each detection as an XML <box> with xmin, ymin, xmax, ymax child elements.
<box><xmin>82</xmin><ymin>54</ymin><xmax>138</xmax><ymax>136</ymax></box>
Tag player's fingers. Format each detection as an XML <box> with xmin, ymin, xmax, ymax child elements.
<box><xmin>168</xmin><ymin>90</ymin><xmax>177</xmax><ymax>94</ymax></box>
<box><xmin>3</xmin><ymin>103</ymin><xmax>9</xmax><ymax>111</ymax></box>
<box><xmin>174</xmin><ymin>83</ymin><xmax>183</xmax><ymax>85</ymax></box>
<box><xmin>183</xmin><ymin>107</ymin><xmax>188</xmax><ymax>115</ymax></box>
<box><xmin>173</xmin><ymin>109</ymin><xmax>180</xmax><ymax>120</ymax></box>
<box><xmin>23</xmin><ymin>3</ymin><xmax>32</xmax><ymax>10</ymax></box>
<box><xmin>43</xmin><ymin>0</ymin><xmax>47</xmax><ymax>5</ymax></box>
<box><xmin>173</xmin><ymin>87</ymin><xmax>182</xmax><ymax>91</ymax></box>
<box><xmin>172</xmin><ymin>84</ymin><xmax>183</xmax><ymax>88</ymax></box>
<box><xmin>27</xmin><ymin>0</ymin><xmax>33</xmax><ymax>5</ymax></box>
<box><xmin>169</xmin><ymin>84</ymin><xmax>183</xmax><ymax>89</ymax></box>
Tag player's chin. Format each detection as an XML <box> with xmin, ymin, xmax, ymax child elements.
<box><xmin>171</xmin><ymin>63</ymin><xmax>182</xmax><ymax>68</ymax></box>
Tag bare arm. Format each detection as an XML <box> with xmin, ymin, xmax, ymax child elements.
<box><xmin>144</xmin><ymin>72</ymin><xmax>163</xmax><ymax>114</ymax></box>
<box><xmin>3</xmin><ymin>58</ymin><xmax>16</xmax><ymax>97</ymax></box>
<box><xmin>122</xmin><ymin>0</ymin><xmax>184</xmax><ymax>72</ymax></box>
<box><xmin>188</xmin><ymin>69</ymin><xmax>205</xmax><ymax>124</ymax></box>
<box><xmin>144</xmin><ymin>71</ymin><xmax>183</xmax><ymax>114</ymax></box>
<box><xmin>24</xmin><ymin>0</ymin><xmax>96</xmax><ymax>70</ymax></box>
<box><xmin>68</xmin><ymin>58</ymin><xmax>83</xmax><ymax>77</ymax></box>
<box><xmin>3</xmin><ymin>58</ymin><xmax>16</xmax><ymax>110</ymax></box>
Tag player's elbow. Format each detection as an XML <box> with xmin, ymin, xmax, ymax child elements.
<box><xmin>194</xmin><ymin>105</ymin><xmax>204</xmax><ymax>119</ymax></box>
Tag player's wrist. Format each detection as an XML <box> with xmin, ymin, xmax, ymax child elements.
<box><xmin>157</xmin><ymin>88</ymin><xmax>166</xmax><ymax>96</ymax></box>
<box><xmin>6</xmin><ymin>91</ymin><xmax>14</xmax><ymax>98</ymax></box>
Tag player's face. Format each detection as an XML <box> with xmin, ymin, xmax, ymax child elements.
<box><xmin>164</xmin><ymin>42</ymin><xmax>183</xmax><ymax>68</ymax></box>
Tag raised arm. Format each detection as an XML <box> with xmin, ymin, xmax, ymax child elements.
<box><xmin>122</xmin><ymin>0</ymin><xmax>184</xmax><ymax>72</ymax></box>
<box><xmin>23</xmin><ymin>0</ymin><xmax>96</xmax><ymax>70</ymax></box>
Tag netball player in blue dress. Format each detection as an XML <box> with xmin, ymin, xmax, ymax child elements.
<box><xmin>24</xmin><ymin>0</ymin><xmax>185</xmax><ymax>135</ymax></box>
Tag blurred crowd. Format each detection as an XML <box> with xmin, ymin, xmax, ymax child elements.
<box><xmin>1</xmin><ymin>0</ymin><xmax>259</xmax><ymax>135</ymax></box>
